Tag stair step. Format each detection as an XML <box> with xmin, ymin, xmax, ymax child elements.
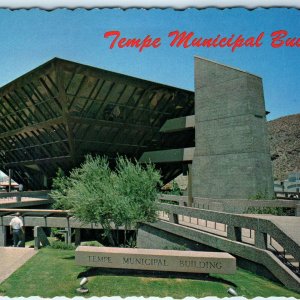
<box><xmin>285</xmin><ymin>255</ymin><xmax>297</xmax><ymax>262</ymax></box>
<box><xmin>291</xmin><ymin>262</ymin><xmax>300</xmax><ymax>268</ymax></box>
<box><xmin>275</xmin><ymin>252</ymin><xmax>297</xmax><ymax>262</ymax></box>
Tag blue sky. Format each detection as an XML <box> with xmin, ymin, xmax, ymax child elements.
<box><xmin>0</xmin><ymin>8</ymin><xmax>299</xmax><ymax>121</ymax></box>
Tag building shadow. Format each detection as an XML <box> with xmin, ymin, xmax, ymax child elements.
<box><xmin>77</xmin><ymin>267</ymin><xmax>237</xmax><ymax>287</ymax></box>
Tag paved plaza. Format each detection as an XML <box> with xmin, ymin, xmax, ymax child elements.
<box><xmin>0</xmin><ymin>247</ymin><xmax>36</xmax><ymax>284</ymax></box>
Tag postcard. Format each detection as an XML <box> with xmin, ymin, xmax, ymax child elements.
<box><xmin>0</xmin><ymin>7</ymin><xmax>299</xmax><ymax>299</ymax></box>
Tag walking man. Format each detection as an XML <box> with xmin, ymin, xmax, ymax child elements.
<box><xmin>9</xmin><ymin>212</ymin><xmax>24</xmax><ymax>247</ymax></box>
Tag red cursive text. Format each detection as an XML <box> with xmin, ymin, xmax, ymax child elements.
<box><xmin>168</xmin><ymin>30</ymin><xmax>264</xmax><ymax>52</ymax></box>
<box><xmin>271</xmin><ymin>30</ymin><xmax>300</xmax><ymax>48</ymax></box>
<box><xmin>104</xmin><ymin>30</ymin><xmax>161</xmax><ymax>52</ymax></box>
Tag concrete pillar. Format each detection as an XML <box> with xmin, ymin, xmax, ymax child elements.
<box><xmin>0</xmin><ymin>225</ymin><xmax>7</xmax><ymax>246</ymax></box>
<box><xmin>8</xmin><ymin>169</ymin><xmax>12</xmax><ymax>192</ymax></box>
<box><xmin>16</xmin><ymin>193</ymin><xmax>21</xmax><ymax>202</ymax></box>
<box><xmin>255</xmin><ymin>231</ymin><xmax>268</xmax><ymax>249</ymax></box>
<box><xmin>227</xmin><ymin>225</ymin><xmax>242</xmax><ymax>242</ymax></box>
<box><xmin>34</xmin><ymin>227</ymin><xmax>40</xmax><ymax>250</ymax></box>
<box><xmin>295</xmin><ymin>204</ymin><xmax>300</xmax><ymax>217</ymax></box>
<box><xmin>34</xmin><ymin>226</ymin><xmax>50</xmax><ymax>249</ymax></box>
<box><xmin>75</xmin><ymin>229</ymin><xmax>81</xmax><ymax>246</ymax></box>
<box><xmin>192</xmin><ymin>57</ymin><xmax>274</xmax><ymax>200</ymax></box>
<box><xmin>169</xmin><ymin>213</ymin><xmax>179</xmax><ymax>224</ymax></box>
<box><xmin>187</xmin><ymin>164</ymin><xmax>193</xmax><ymax>207</ymax></box>
<box><xmin>65</xmin><ymin>227</ymin><xmax>72</xmax><ymax>244</ymax></box>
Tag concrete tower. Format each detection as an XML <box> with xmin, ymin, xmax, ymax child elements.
<box><xmin>192</xmin><ymin>57</ymin><xmax>274</xmax><ymax>199</ymax></box>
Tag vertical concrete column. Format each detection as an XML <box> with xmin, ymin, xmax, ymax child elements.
<box><xmin>227</xmin><ymin>225</ymin><xmax>242</xmax><ymax>241</ymax></box>
<box><xmin>16</xmin><ymin>192</ymin><xmax>21</xmax><ymax>202</ymax></box>
<box><xmin>75</xmin><ymin>229</ymin><xmax>81</xmax><ymax>246</ymax></box>
<box><xmin>65</xmin><ymin>227</ymin><xmax>72</xmax><ymax>244</ymax></box>
<box><xmin>169</xmin><ymin>213</ymin><xmax>179</xmax><ymax>224</ymax></box>
<box><xmin>295</xmin><ymin>204</ymin><xmax>300</xmax><ymax>217</ymax></box>
<box><xmin>65</xmin><ymin>216</ymin><xmax>72</xmax><ymax>244</ymax></box>
<box><xmin>192</xmin><ymin>57</ymin><xmax>274</xmax><ymax>199</ymax></box>
<box><xmin>255</xmin><ymin>231</ymin><xmax>268</xmax><ymax>249</ymax></box>
<box><xmin>187</xmin><ymin>164</ymin><xmax>193</xmax><ymax>207</ymax></box>
<box><xmin>8</xmin><ymin>169</ymin><xmax>12</xmax><ymax>192</ymax></box>
<box><xmin>0</xmin><ymin>225</ymin><xmax>7</xmax><ymax>246</ymax></box>
<box><xmin>34</xmin><ymin>226</ymin><xmax>50</xmax><ymax>249</ymax></box>
<box><xmin>34</xmin><ymin>226</ymin><xmax>40</xmax><ymax>250</ymax></box>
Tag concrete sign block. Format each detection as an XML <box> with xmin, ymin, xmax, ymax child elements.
<box><xmin>75</xmin><ymin>246</ymin><xmax>236</xmax><ymax>274</ymax></box>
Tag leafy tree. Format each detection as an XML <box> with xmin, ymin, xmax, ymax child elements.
<box><xmin>50</xmin><ymin>155</ymin><xmax>161</xmax><ymax>246</ymax></box>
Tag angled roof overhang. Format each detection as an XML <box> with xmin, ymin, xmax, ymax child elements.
<box><xmin>0</xmin><ymin>58</ymin><xmax>195</xmax><ymax>189</ymax></box>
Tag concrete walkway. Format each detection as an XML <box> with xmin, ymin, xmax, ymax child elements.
<box><xmin>159</xmin><ymin>212</ymin><xmax>297</xmax><ymax>255</ymax></box>
<box><xmin>0</xmin><ymin>197</ymin><xmax>52</xmax><ymax>209</ymax></box>
<box><xmin>0</xmin><ymin>247</ymin><xmax>37</xmax><ymax>284</ymax></box>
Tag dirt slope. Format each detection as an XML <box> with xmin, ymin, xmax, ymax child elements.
<box><xmin>268</xmin><ymin>114</ymin><xmax>300</xmax><ymax>181</ymax></box>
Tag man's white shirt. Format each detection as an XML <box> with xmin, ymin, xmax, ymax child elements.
<box><xmin>10</xmin><ymin>217</ymin><xmax>23</xmax><ymax>230</ymax></box>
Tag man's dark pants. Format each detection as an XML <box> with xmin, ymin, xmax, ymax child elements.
<box><xmin>12</xmin><ymin>229</ymin><xmax>22</xmax><ymax>247</ymax></box>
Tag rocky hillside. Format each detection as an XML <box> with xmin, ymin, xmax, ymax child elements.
<box><xmin>268</xmin><ymin>114</ymin><xmax>300</xmax><ymax>181</ymax></box>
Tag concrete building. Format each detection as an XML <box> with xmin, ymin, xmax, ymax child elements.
<box><xmin>0</xmin><ymin>57</ymin><xmax>274</xmax><ymax>200</ymax></box>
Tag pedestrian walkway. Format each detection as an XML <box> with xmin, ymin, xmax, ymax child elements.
<box><xmin>0</xmin><ymin>247</ymin><xmax>37</xmax><ymax>284</ymax></box>
<box><xmin>0</xmin><ymin>197</ymin><xmax>52</xmax><ymax>209</ymax></box>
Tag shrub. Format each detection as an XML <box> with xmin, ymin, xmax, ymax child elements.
<box><xmin>247</xmin><ymin>190</ymin><xmax>285</xmax><ymax>215</ymax></box>
<box><xmin>80</xmin><ymin>241</ymin><xmax>103</xmax><ymax>247</ymax></box>
<box><xmin>48</xmin><ymin>240</ymin><xmax>76</xmax><ymax>250</ymax></box>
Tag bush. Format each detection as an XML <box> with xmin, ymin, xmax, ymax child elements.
<box><xmin>248</xmin><ymin>190</ymin><xmax>275</xmax><ymax>200</ymax></box>
<box><xmin>80</xmin><ymin>241</ymin><xmax>103</xmax><ymax>247</ymax></box>
<box><xmin>51</xmin><ymin>228</ymin><xmax>67</xmax><ymax>241</ymax></box>
<box><xmin>48</xmin><ymin>240</ymin><xmax>76</xmax><ymax>250</ymax></box>
<box><xmin>246</xmin><ymin>206</ymin><xmax>284</xmax><ymax>215</ymax></box>
<box><xmin>247</xmin><ymin>190</ymin><xmax>285</xmax><ymax>215</ymax></box>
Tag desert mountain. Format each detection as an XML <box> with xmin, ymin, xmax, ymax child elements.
<box><xmin>268</xmin><ymin>113</ymin><xmax>300</xmax><ymax>181</ymax></box>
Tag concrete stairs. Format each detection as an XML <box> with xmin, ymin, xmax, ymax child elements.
<box><xmin>271</xmin><ymin>251</ymin><xmax>300</xmax><ymax>277</ymax></box>
<box><xmin>148</xmin><ymin>218</ymin><xmax>300</xmax><ymax>293</ymax></box>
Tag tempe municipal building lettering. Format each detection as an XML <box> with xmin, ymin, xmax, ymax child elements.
<box><xmin>89</xmin><ymin>256</ymin><xmax>112</xmax><ymax>263</ymax></box>
<box><xmin>179</xmin><ymin>260</ymin><xmax>222</xmax><ymax>269</ymax></box>
<box><xmin>76</xmin><ymin>247</ymin><xmax>236</xmax><ymax>275</ymax></box>
<box><xmin>123</xmin><ymin>257</ymin><xmax>168</xmax><ymax>267</ymax></box>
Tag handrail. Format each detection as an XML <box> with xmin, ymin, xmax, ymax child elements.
<box><xmin>157</xmin><ymin>202</ymin><xmax>300</xmax><ymax>264</ymax></box>
<box><xmin>158</xmin><ymin>194</ymin><xmax>300</xmax><ymax>209</ymax></box>
<box><xmin>158</xmin><ymin>202</ymin><xmax>267</xmax><ymax>230</ymax></box>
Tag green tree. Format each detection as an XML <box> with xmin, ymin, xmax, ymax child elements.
<box><xmin>50</xmin><ymin>155</ymin><xmax>161</xmax><ymax>246</ymax></box>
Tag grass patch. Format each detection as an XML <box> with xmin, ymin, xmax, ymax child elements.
<box><xmin>0</xmin><ymin>248</ymin><xmax>299</xmax><ymax>298</ymax></box>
